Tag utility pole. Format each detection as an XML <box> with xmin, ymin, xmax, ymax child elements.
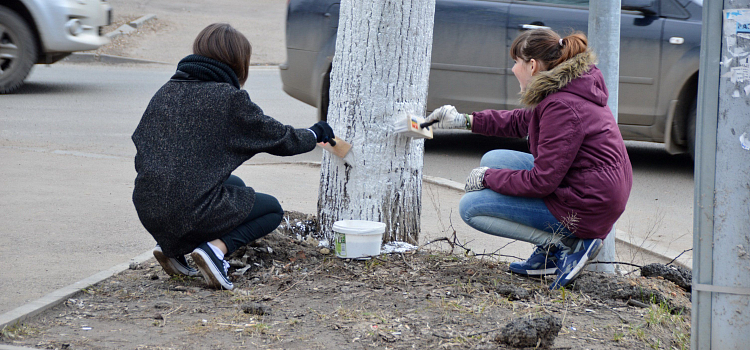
<box><xmin>587</xmin><ymin>0</ymin><xmax>621</xmax><ymax>274</ymax></box>
<box><xmin>692</xmin><ymin>1</ymin><xmax>750</xmax><ymax>349</ymax></box>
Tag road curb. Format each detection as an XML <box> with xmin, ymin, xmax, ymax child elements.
<box><xmin>105</xmin><ymin>14</ymin><xmax>157</xmax><ymax>40</ymax></box>
<box><xmin>0</xmin><ymin>250</ymin><xmax>154</xmax><ymax>331</ymax></box>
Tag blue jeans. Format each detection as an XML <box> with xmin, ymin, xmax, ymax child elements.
<box><xmin>459</xmin><ymin>150</ymin><xmax>573</xmax><ymax>248</ymax></box>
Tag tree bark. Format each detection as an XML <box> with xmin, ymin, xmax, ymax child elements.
<box><xmin>317</xmin><ymin>0</ymin><xmax>436</xmax><ymax>244</ymax></box>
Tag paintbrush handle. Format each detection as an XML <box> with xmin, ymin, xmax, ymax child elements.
<box><xmin>420</xmin><ymin>120</ymin><xmax>438</xmax><ymax>129</ymax></box>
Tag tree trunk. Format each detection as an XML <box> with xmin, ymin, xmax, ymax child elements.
<box><xmin>317</xmin><ymin>0</ymin><xmax>436</xmax><ymax>244</ymax></box>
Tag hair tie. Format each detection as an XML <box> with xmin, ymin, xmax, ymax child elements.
<box><xmin>559</xmin><ymin>38</ymin><xmax>564</xmax><ymax>47</ymax></box>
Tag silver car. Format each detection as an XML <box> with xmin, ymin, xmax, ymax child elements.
<box><xmin>0</xmin><ymin>0</ymin><xmax>112</xmax><ymax>93</ymax></box>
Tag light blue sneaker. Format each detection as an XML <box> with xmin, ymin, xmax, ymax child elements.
<box><xmin>509</xmin><ymin>245</ymin><xmax>558</xmax><ymax>276</ymax></box>
<box><xmin>549</xmin><ymin>238</ymin><xmax>603</xmax><ymax>290</ymax></box>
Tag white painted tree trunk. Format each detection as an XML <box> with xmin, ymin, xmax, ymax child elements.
<box><xmin>318</xmin><ymin>0</ymin><xmax>436</xmax><ymax>244</ymax></box>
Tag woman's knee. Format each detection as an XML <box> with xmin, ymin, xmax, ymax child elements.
<box><xmin>224</xmin><ymin>175</ymin><xmax>246</xmax><ymax>187</ymax></box>
<box><xmin>458</xmin><ymin>192</ymin><xmax>479</xmax><ymax>224</ymax></box>
<box><xmin>253</xmin><ymin>193</ymin><xmax>281</xmax><ymax>211</ymax></box>
<box><xmin>253</xmin><ymin>193</ymin><xmax>284</xmax><ymax>226</ymax></box>
<box><xmin>480</xmin><ymin>149</ymin><xmax>533</xmax><ymax>170</ymax></box>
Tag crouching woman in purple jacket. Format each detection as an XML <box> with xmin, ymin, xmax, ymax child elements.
<box><xmin>425</xmin><ymin>29</ymin><xmax>632</xmax><ymax>289</ymax></box>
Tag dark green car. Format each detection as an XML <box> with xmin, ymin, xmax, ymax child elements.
<box><xmin>280</xmin><ymin>0</ymin><xmax>702</xmax><ymax>156</ymax></box>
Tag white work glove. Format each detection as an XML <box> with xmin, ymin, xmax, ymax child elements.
<box><xmin>465</xmin><ymin>167</ymin><xmax>489</xmax><ymax>192</ymax></box>
<box><xmin>425</xmin><ymin>105</ymin><xmax>470</xmax><ymax>130</ymax></box>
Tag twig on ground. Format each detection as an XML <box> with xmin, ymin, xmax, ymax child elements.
<box><xmin>608</xmin><ymin>307</ymin><xmax>629</xmax><ymax>324</ymax></box>
<box><xmin>420</xmin><ymin>237</ymin><xmax>453</xmax><ymax>250</ymax></box>
<box><xmin>590</xmin><ymin>261</ymin><xmax>643</xmax><ymax>268</ymax></box>
<box><xmin>161</xmin><ymin>304</ymin><xmax>182</xmax><ymax>326</ymax></box>
<box><xmin>464</xmin><ymin>328</ymin><xmax>501</xmax><ymax>337</ymax></box>
<box><xmin>399</xmin><ymin>253</ymin><xmax>415</xmax><ymax>270</ymax></box>
<box><xmin>666</xmin><ymin>249</ymin><xmax>692</xmax><ymax>266</ymax></box>
<box><xmin>275</xmin><ymin>261</ymin><xmax>327</xmax><ymax>298</ymax></box>
<box><xmin>472</xmin><ymin>252</ymin><xmax>524</xmax><ymax>261</ymax></box>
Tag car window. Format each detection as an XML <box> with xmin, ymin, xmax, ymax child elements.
<box><xmin>523</xmin><ymin>0</ymin><xmax>589</xmax><ymax>7</ymax></box>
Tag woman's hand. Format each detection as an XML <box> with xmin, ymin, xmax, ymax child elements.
<box><xmin>465</xmin><ymin>167</ymin><xmax>489</xmax><ymax>192</ymax></box>
<box><xmin>308</xmin><ymin>121</ymin><xmax>336</xmax><ymax>144</ymax></box>
<box><xmin>425</xmin><ymin>105</ymin><xmax>470</xmax><ymax>130</ymax></box>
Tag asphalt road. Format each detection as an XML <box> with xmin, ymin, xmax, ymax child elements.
<box><xmin>0</xmin><ymin>62</ymin><xmax>694</xmax><ymax>314</ymax></box>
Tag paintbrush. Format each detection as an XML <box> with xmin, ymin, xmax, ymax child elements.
<box><xmin>393</xmin><ymin>113</ymin><xmax>433</xmax><ymax>139</ymax></box>
<box><xmin>317</xmin><ymin>137</ymin><xmax>354</xmax><ymax>166</ymax></box>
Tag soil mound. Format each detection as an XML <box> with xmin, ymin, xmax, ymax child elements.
<box><xmin>1</xmin><ymin>212</ymin><xmax>691</xmax><ymax>349</ymax></box>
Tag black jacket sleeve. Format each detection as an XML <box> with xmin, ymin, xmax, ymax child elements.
<box><xmin>229</xmin><ymin>90</ymin><xmax>317</xmax><ymax>157</ymax></box>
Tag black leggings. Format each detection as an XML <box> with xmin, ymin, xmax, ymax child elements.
<box><xmin>219</xmin><ymin>175</ymin><xmax>284</xmax><ymax>255</ymax></box>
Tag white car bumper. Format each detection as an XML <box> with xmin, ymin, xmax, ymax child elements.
<box><xmin>26</xmin><ymin>0</ymin><xmax>112</xmax><ymax>53</ymax></box>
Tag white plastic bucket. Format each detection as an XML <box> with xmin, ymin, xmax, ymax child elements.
<box><xmin>332</xmin><ymin>220</ymin><xmax>385</xmax><ymax>259</ymax></box>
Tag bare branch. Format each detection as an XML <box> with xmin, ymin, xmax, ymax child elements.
<box><xmin>666</xmin><ymin>248</ymin><xmax>692</xmax><ymax>266</ymax></box>
<box><xmin>590</xmin><ymin>261</ymin><xmax>642</xmax><ymax>268</ymax></box>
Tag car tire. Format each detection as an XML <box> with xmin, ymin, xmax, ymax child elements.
<box><xmin>0</xmin><ymin>6</ymin><xmax>37</xmax><ymax>94</ymax></box>
<box><xmin>686</xmin><ymin>99</ymin><xmax>697</xmax><ymax>160</ymax></box>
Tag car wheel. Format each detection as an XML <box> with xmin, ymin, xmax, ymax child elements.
<box><xmin>686</xmin><ymin>99</ymin><xmax>696</xmax><ymax>160</ymax></box>
<box><xmin>0</xmin><ymin>6</ymin><xmax>37</xmax><ymax>94</ymax></box>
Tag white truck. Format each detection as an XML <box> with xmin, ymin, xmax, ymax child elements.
<box><xmin>0</xmin><ymin>0</ymin><xmax>112</xmax><ymax>93</ymax></box>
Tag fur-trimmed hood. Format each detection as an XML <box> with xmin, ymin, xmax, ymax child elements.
<box><xmin>520</xmin><ymin>50</ymin><xmax>607</xmax><ymax>108</ymax></box>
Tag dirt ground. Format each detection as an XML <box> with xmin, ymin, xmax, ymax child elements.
<box><xmin>2</xmin><ymin>212</ymin><xmax>691</xmax><ymax>350</ymax></box>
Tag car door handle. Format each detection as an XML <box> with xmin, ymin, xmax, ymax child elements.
<box><xmin>520</xmin><ymin>24</ymin><xmax>550</xmax><ymax>30</ymax></box>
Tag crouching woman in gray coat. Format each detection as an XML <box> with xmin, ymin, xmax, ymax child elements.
<box><xmin>132</xmin><ymin>23</ymin><xmax>335</xmax><ymax>290</ymax></box>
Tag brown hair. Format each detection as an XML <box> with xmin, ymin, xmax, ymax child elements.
<box><xmin>193</xmin><ymin>23</ymin><xmax>252</xmax><ymax>86</ymax></box>
<box><xmin>510</xmin><ymin>29</ymin><xmax>587</xmax><ymax>71</ymax></box>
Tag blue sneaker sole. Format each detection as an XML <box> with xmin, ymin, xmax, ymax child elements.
<box><xmin>191</xmin><ymin>248</ymin><xmax>234</xmax><ymax>290</ymax></box>
<box><xmin>550</xmin><ymin>240</ymin><xmax>603</xmax><ymax>290</ymax></box>
<box><xmin>508</xmin><ymin>265</ymin><xmax>557</xmax><ymax>276</ymax></box>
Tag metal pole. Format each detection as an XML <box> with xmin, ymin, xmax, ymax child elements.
<box><xmin>587</xmin><ymin>0</ymin><xmax>620</xmax><ymax>274</ymax></box>
<box><xmin>693</xmin><ymin>1</ymin><xmax>750</xmax><ymax>349</ymax></box>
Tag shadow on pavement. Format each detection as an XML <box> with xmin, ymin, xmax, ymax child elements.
<box><xmin>12</xmin><ymin>81</ymin><xmax>101</xmax><ymax>95</ymax></box>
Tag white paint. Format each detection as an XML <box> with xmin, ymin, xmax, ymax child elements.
<box><xmin>733</xmin><ymin>90</ymin><xmax>741</xmax><ymax>98</ymax></box>
<box><xmin>721</xmin><ymin>56</ymin><xmax>733</xmax><ymax>67</ymax></box>
<box><xmin>381</xmin><ymin>241</ymin><xmax>418</xmax><ymax>254</ymax></box>
<box><xmin>318</xmin><ymin>0</ymin><xmax>436</xmax><ymax>244</ymax></box>
<box><xmin>740</xmin><ymin>132</ymin><xmax>750</xmax><ymax>151</ymax></box>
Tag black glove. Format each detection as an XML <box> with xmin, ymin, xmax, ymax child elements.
<box><xmin>308</xmin><ymin>121</ymin><xmax>335</xmax><ymax>144</ymax></box>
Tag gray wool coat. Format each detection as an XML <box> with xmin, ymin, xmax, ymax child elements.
<box><xmin>132</xmin><ymin>79</ymin><xmax>317</xmax><ymax>257</ymax></box>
